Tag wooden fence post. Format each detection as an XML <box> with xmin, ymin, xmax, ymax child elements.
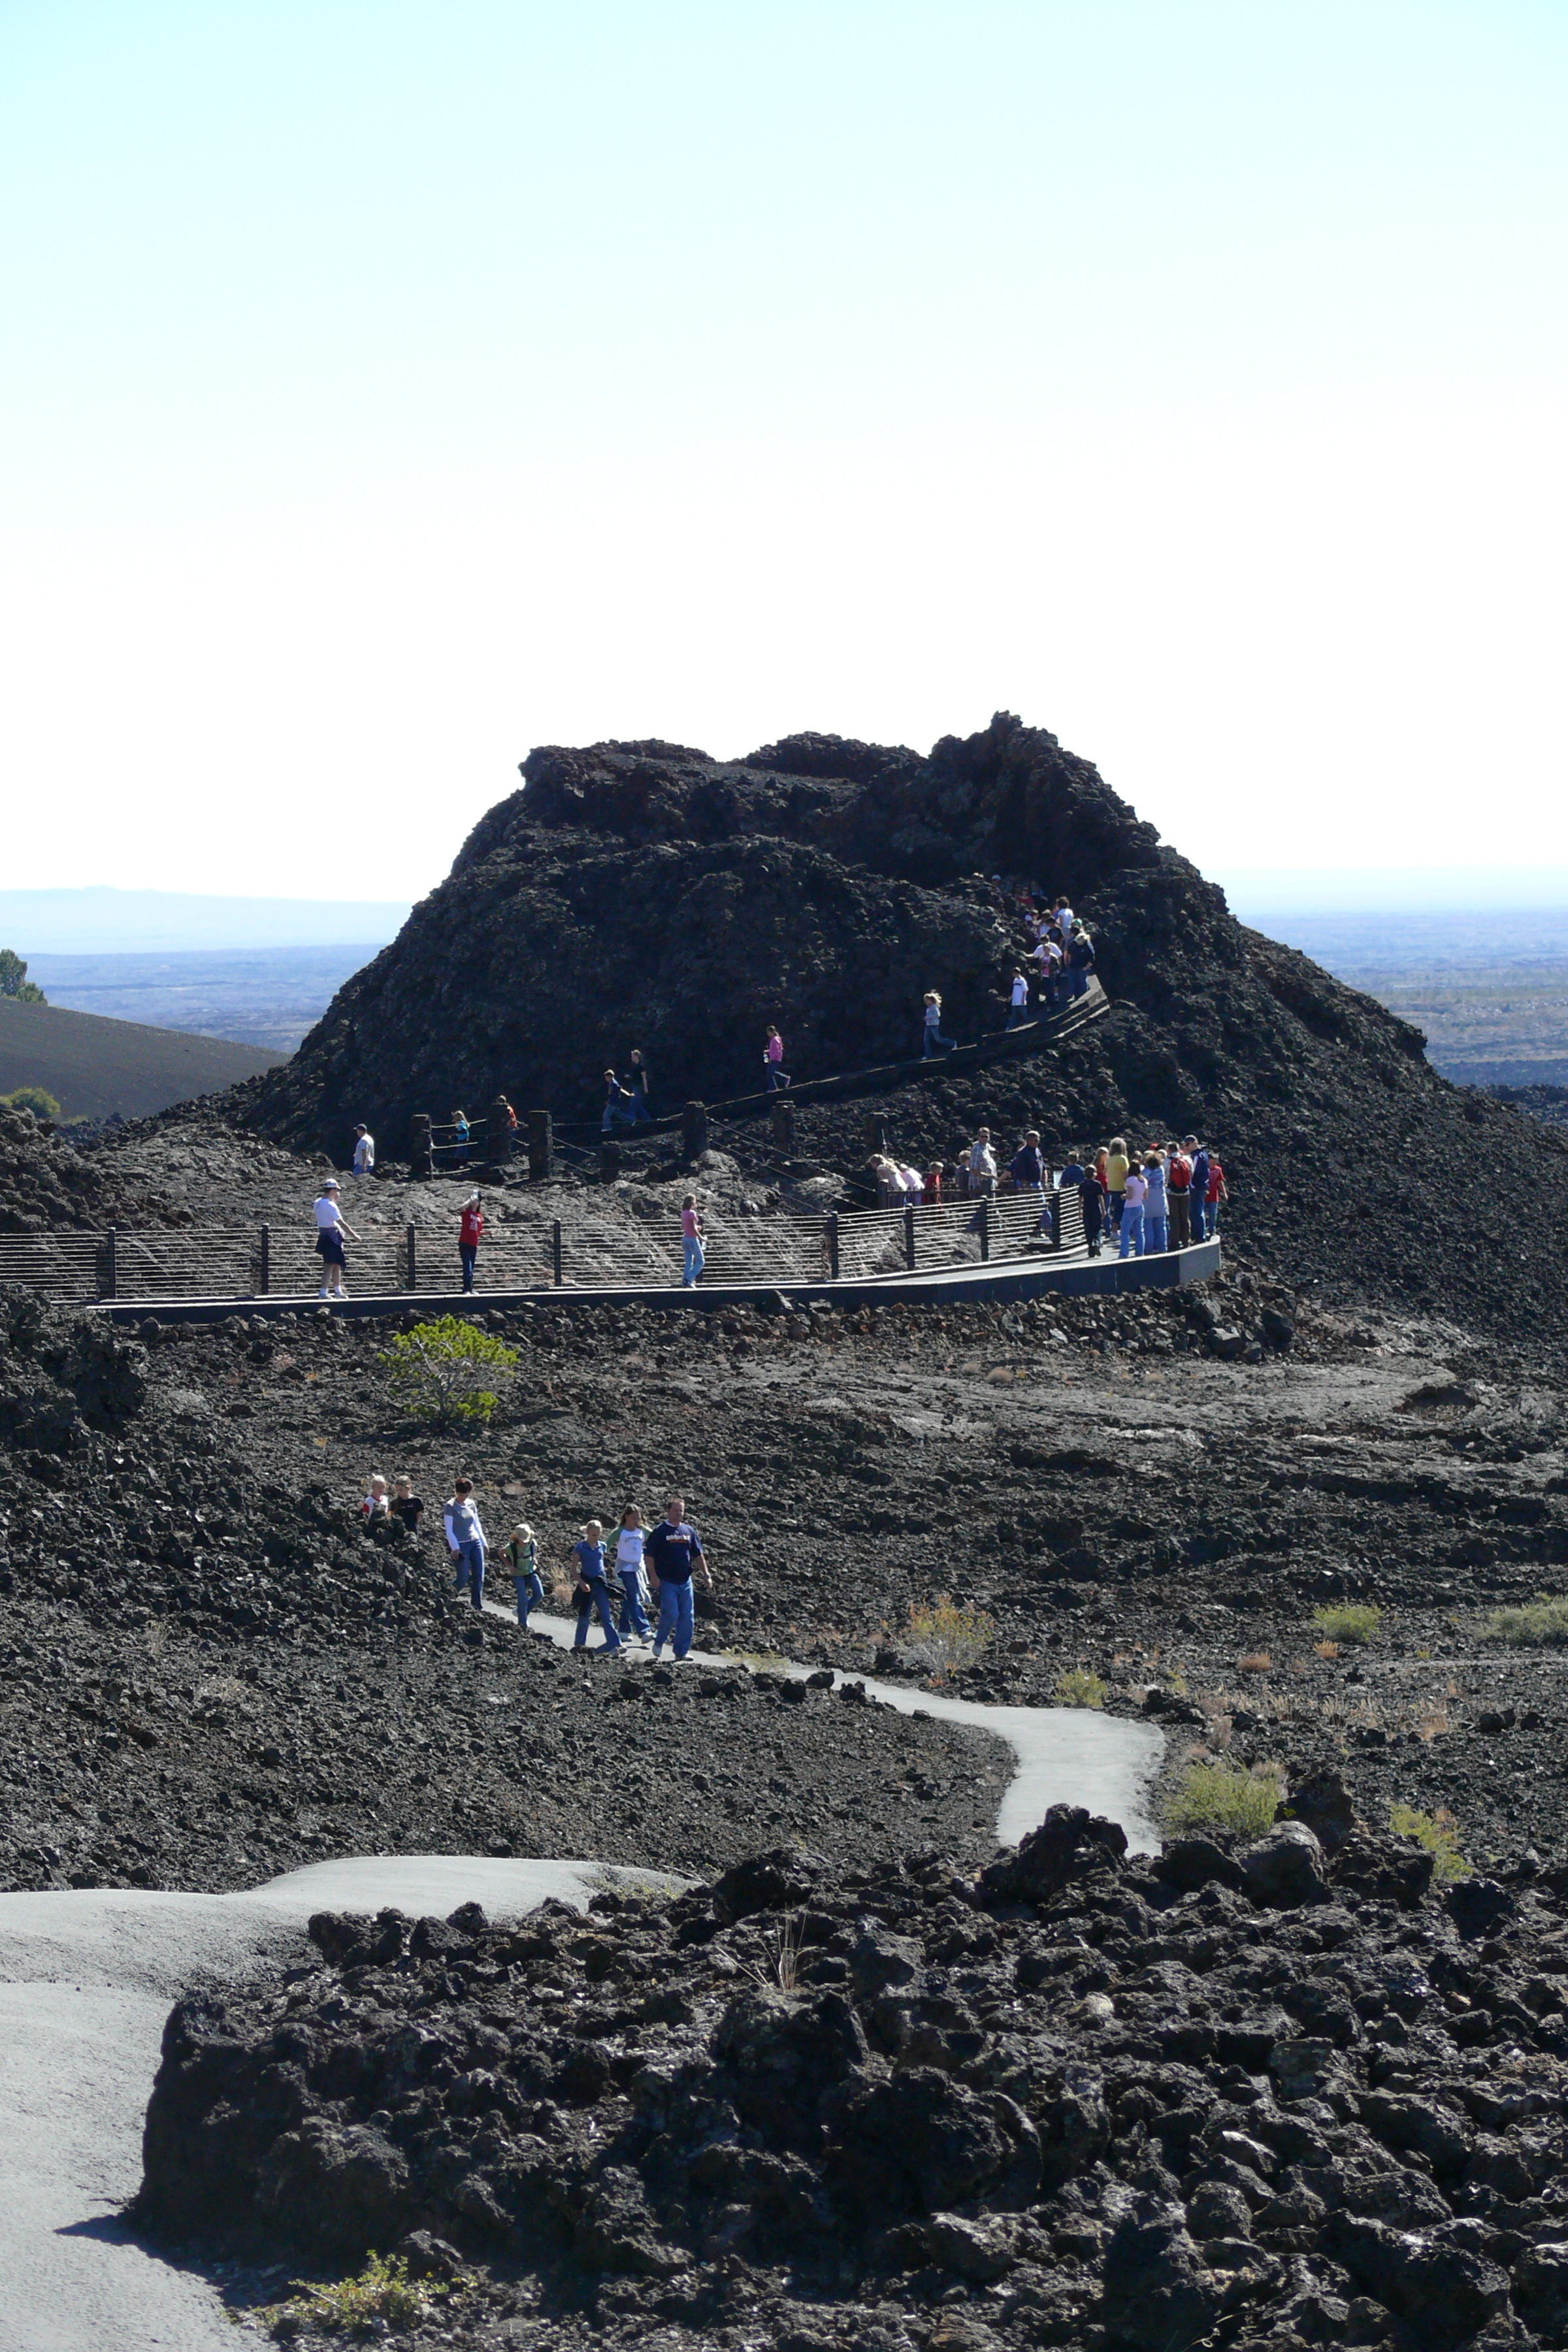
<box><xmin>259</xmin><ymin>1224</ymin><xmax>270</xmax><ymax>1295</ymax></box>
<box><xmin>904</xmin><ymin>1202</ymin><xmax>916</xmax><ymax>1270</ymax></box>
<box><xmin>528</xmin><ymin>1109</ymin><xmax>553</xmax><ymax>1181</ymax></box>
<box><xmin>552</xmin><ymin>1220</ymin><xmax>563</xmax><ymax>1285</ymax></box>
<box><xmin>827</xmin><ymin>1213</ymin><xmax>840</xmax><ymax>1281</ymax></box>
<box><xmin>410</xmin><ymin>1114</ymin><xmax>433</xmax><ymax>1181</ymax></box>
<box><xmin>406</xmin><ymin>1224</ymin><xmax>417</xmax><ymax>1291</ymax></box>
<box><xmin>770</xmin><ymin>1096</ymin><xmax>795</xmax><ymax>1155</ymax></box>
<box><xmin>861</xmin><ymin>1112</ymin><xmax>886</xmax><ymax>1154</ymax></box>
<box><xmin>980</xmin><ymin>1201</ymin><xmax>991</xmax><ymax>1262</ymax></box>
<box><xmin>103</xmin><ymin>1230</ymin><xmax>117</xmax><ymax>1301</ymax></box>
<box><xmin>682</xmin><ymin>1101</ymin><xmax>708</xmax><ymax>1159</ymax></box>
<box><xmin>600</xmin><ymin>1139</ymin><xmax>622</xmax><ymax>1184</ymax></box>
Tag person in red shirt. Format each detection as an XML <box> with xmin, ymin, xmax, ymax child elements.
<box><xmin>1166</xmin><ymin>1139</ymin><xmax>1193</xmax><ymax>1250</ymax></box>
<box><xmin>458</xmin><ymin>1190</ymin><xmax>484</xmax><ymax>1293</ymax></box>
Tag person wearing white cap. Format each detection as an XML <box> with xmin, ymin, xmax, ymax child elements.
<box><xmin>312</xmin><ymin>1179</ymin><xmax>360</xmax><ymax>1298</ymax></box>
<box><xmin>459</xmin><ymin>1190</ymin><xmax>484</xmax><ymax>1293</ymax></box>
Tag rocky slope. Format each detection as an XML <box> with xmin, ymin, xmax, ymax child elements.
<box><xmin>137</xmin><ymin>1808</ymin><xmax>1568</xmax><ymax>2352</ymax></box>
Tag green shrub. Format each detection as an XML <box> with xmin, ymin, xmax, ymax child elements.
<box><xmin>272</xmin><ymin>2250</ymin><xmax>455</xmax><ymax>2335</ymax></box>
<box><xmin>1311</xmin><ymin>1602</ymin><xmax>1382</xmax><ymax>1645</ymax></box>
<box><xmin>1484</xmin><ymin>1594</ymin><xmax>1568</xmax><ymax>1646</ymax></box>
<box><xmin>380</xmin><ymin>1315</ymin><xmax>519</xmax><ymax>1425</ymax></box>
<box><xmin>1053</xmin><ymin>1665</ymin><xmax>1107</xmax><ymax>1709</ymax></box>
<box><xmin>0</xmin><ymin>1084</ymin><xmax>61</xmax><ymax>1119</ymax></box>
<box><xmin>1166</xmin><ymin>1762</ymin><xmax>1280</xmax><ymax>1838</ymax></box>
<box><xmin>1390</xmin><ymin>1801</ymin><xmax>1472</xmax><ymax>1880</ymax></box>
<box><xmin>0</xmin><ymin>949</ymin><xmax>46</xmax><ymax>1004</ymax></box>
<box><xmin>906</xmin><ymin>1595</ymin><xmax>994</xmax><ymax>1680</ymax></box>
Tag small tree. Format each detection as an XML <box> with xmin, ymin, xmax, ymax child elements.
<box><xmin>380</xmin><ymin>1315</ymin><xmax>519</xmax><ymax>1425</ymax></box>
<box><xmin>0</xmin><ymin>950</ymin><xmax>46</xmax><ymax>1004</ymax></box>
<box><xmin>1</xmin><ymin>1085</ymin><xmax>62</xmax><ymax>1119</ymax></box>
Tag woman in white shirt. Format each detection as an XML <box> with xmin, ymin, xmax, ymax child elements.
<box><xmin>615</xmin><ymin>1505</ymin><xmax>652</xmax><ymax>1641</ymax></box>
<box><xmin>312</xmin><ymin>1179</ymin><xmax>361</xmax><ymax>1299</ymax></box>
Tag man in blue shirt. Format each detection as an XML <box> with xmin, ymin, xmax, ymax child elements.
<box><xmin>645</xmin><ymin>1494</ymin><xmax>714</xmax><ymax>1662</ymax></box>
<box><xmin>1188</xmin><ymin>1137</ymin><xmax>1211</xmax><ymax>1242</ymax></box>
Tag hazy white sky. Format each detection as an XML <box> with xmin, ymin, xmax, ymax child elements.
<box><xmin>3</xmin><ymin>1</ymin><xmax>1563</xmax><ymax>900</ymax></box>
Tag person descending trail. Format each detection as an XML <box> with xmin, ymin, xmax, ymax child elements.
<box><xmin>362</xmin><ymin>1474</ymin><xmax>389</xmax><ymax>1520</ymax></box>
<box><xmin>571</xmin><ymin>1520</ymin><xmax>623</xmax><ymax>1653</ymax></box>
<box><xmin>615</xmin><ymin>1504</ymin><xmax>652</xmax><ymax>1641</ymax></box>
<box><xmin>1002</xmin><ymin>970</ymin><xmax>1032</xmax><ymax>1030</ymax></box>
<box><xmin>444</xmin><ymin>1477</ymin><xmax>487</xmax><ymax>1611</ymax></box>
<box><xmin>645</xmin><ymin>1494</ymin><xmax>713</xmax><ymax>1661</ymax></box>
<box><xmin>506</xmin><ymin>1522</ymin><xmax>543</xmax><ymax>1627</ymax></box>
<box><xmin>312</xmin><ymin>1179</ymin><xmax>360</xmax><ymax>1299</ymax></box>
<box><xmin>389</xmin><ymin>1477</ymin><xmax>424</xmax><ymax>1534</ymax></box>
<box><xmin>459</xmin><ymin>1191</ymin><xmax>483</xmax><ymax>1293</ymax></box>
<box><xmin>680</xmin><ymin>1194</ymin><xmax>705</xmax><ymax>1287</ymax></box>
<box><xmin>922</xmin><ymin>992</ymin><xmax>957</xmax><ymax>1056</ymax></box>
<box><xmin>625</xmin><ymin>1051</ymin><xmax>652</xmax><ymax>1121</ymax></box>
<box><xmin>764</xmin><ymin>1026</ymin><xmax>790</xmax><ymax>1089</ymax></box>
<box><xmin>352</xmin><ymin>1124</ymin><xmax>375</xmax><ymax>1179</ymax></box>
<box><xmin>602</xmin><ymin>1070</ymin><xmax>634</xmax><ymax>1131</ymax></box>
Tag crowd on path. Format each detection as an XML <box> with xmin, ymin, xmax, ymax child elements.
<box><xmin>359</xmin><ymin>1474</ymin><xmax>715</xmax><ymax>1660</ymax></box>
<box><xmin>866</xmin><ymin>1126</ymin><xmax>1226</xmax><ymax>1256</ymax></box>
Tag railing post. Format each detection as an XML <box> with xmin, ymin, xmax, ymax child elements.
<box><xmin>904</xmin><ymin>1201</ymin><xmax>916</xmax><ymax>1270</ymax></box>
<box><xmin>980</xmin><ymin>1200</ymin><xmax>991</xmax><ymax>1262</ymax></box>
<box><xmin>103</xmin><ymin>1229</ymin><xmax>117</xmax><ymax>1301</ymax></box>
<box><xmin>528</xmin><ymin>1109</ymin><xmax>553</xmax><ymax>1182</ymax></box>
<box><xmin>406</xmin><ymin>1223</ymin><xmax>417</xmax><ymax>1291</ymax></box>
<box><xmin>770</xmin><ymin>1096</ymin><xmax>795</xmax><ymax>1156</ymax></box>
<box><xmin>411</xmin><ymin>1113</ymin><xmax>433</xmax><ymax>1181</ymax></box>
<box><xmin>682</xmin><ymin>1101</ymin><xmax>708</xmax><ymax>1159</ymax></box>
<box><xmin>600</xmin><ymin>1139</ymin><xmax>622</xmax><ymax>1184</ymax></box>
<box><xmin>861</xmin><ymin>1112</ymin><xmax>886</xmax><ymax>1154</ymax></box>
<box><xmin>552</xmin><ymin>1220</ymin><xmax>563</xmax><ymax>1285</ymax></box>
<box><xmin>259</xmin><ymin>1224</ymin><xmax>270</xmax><ymax>1295</ymax></box>
<box><xmin>827</xmin><ymin>1213</ymin><xmax>840</xmax><ymax>1281</ymax></box>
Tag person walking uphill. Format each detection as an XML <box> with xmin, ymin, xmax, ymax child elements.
<box><xmin>459</xmin><ymin>1191</ymin><xmax>483</xmax><ymax>1293</ymax></box>
<box><xmin>645</xmin><ymin>1494</ymin><xmax>713</xmax><ymax>1661</ymax></box>
<box><xmin>680</xmin><ymin>1195</ymin><xmax>705</xmax><ymax>1287</ymax></box>
<box><xmin>444</xmin><ymin>1477</ymin><xmax>487</xmax><ymax>1611</ymax></box>
<box><xmin>506</xmin><ymin>1522</ymin><xmax>542</xmax><ymax>1627</ymax></box>
<box><xmin>312</xmin><ymin>1179</ymin><xmax>361</xmax><ymax>1299</ymax></box>
<box><xmin>571</xmin><ymin>1521</ymin><xmax>623</xmax><ymax>1653</ymax></box>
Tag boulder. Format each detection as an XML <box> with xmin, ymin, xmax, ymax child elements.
<box><xmin>1237</xmin><ymin>1822</ymin><xmax>1327</xmax><ymax>1907</ymax></box>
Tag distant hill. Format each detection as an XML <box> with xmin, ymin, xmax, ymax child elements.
<box><xmin>0</xmin><ymin>885</ymin><xmax>411</xmax><ymax>954</ymax></box>
<box><xmin>24</xmin><ymin>945</ymin><xmax>385</xmax><ymax>1054</ymax></box>
<box><xmin>0</xmin><ymin>998</ymin><xmax>286</xmax><ymax>1120</ymax></box>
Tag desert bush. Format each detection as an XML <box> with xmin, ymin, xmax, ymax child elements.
<box><xmin>1053</xmin><ymin>1666</ymin><xmax>1107</xmax><ymax>1709</ymax></box>
<box><xmin>905</xmin><ymin>1595</ymin><xmax>994</xmax><ymax>1680</ymax></box>
<box><xmin>1484</xmin><ymin>1594</ymin><xmax>1568</xmax><ymax>1646</ymax></box>
<box><xmin>1</xmin><ymin>1084</ymin><xmax>61</xmax><ymax>1119</ymax></box>
<box><xmin>0</xmin><ymin>949</ymin><xmax>46</xmax><ymax>1004</ymax></box>
<box><xmin>1390</xmin><ymin>1801</ymin><xmax>1472</xmax><ymax>1880</ymax></box>
<box><xmin>1166</xmin><ymin>1762</ymin><xmax>1281</xmax><ymax>1838</ymax></box>
<box><xmin>1312</xmin><ymin>1602</ymin><xmax>1382</xmax><ymax>1645</ymax></box>
<box><xmin>380</xmin><ymin>1315</ymin><xmax>519</xmax><ymax>1425</ymax></box>
<box><xmin>272</xmin><ymin>2250</ymin><xmax>455</xmax><ymax>2335</ymax></box>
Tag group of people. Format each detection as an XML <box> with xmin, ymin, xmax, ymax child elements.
<box><xmin>310</xmin><ymin>1181</ymin><xmax>488</xmax><ymax>1298</ymax></box>
<box><xmin>361</xmin><ymin>1474</ymin><xmax>715</xmax><ymax>1660</ymax></box>
<box><xmin>864</xmin><ymin>1126</ymin><xmax>1226</xmax><ymax>1258</ymax></box>
<box><xmin>921</xmin><ymin>894</ymin><xmax>1096</xmax><ymax>1058</ymax></box>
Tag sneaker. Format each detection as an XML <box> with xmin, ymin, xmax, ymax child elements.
<box><xmin>318</xmin><ymin>1287</ymin><xmax>329</xmax><ymax>1297</ymax></box>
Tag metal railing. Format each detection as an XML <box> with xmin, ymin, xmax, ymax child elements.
<box><xmin>0</xmin><ymin>1185</ymin><xmax>1109</xmax><ymax>1307</ymax></box>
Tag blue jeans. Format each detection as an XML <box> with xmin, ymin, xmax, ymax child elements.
<box><xmin>682</xmin><ymin>1237</ymin><xmax>704</xmax><ymax>1286</ymax></box>
<box><xmin>1071</xmin><ymin>970</ymin><xmax>1088</xmax><ymax>998</ymax></box>
<box><xmin>653</xmin><ymin>1580</ymin><xmax>695</xmax><ymax>1659</ymax></box>
<box><xmin>459</xmin><ymin>1243</ymin><xmax>477</xmax><ymax>1290</ymax></box>
<box><xmin>1145</xmin><ymin>1211</ymin><xmax>1168</xmax><ymax>1253</ymax></box>
<box><xmin>617</xmin><ymin>1565</ymin><xmax>651</xmax><ymax>1637</ymax></box>
<box><xmin>1119</xmin><ymin>1203</ymin><xmax>1145</xmax><ymax>1258</ymax></box>
<box><xmin>1190</xmin><ymin>1198</ymin><xmax>1207</xmax><ymax>1242</ymax></box>
<box><xmin>452</xmin><ymin>1539</ymin><xmax>485</xmax><ymax>1609</ymax></box>
<box><xmin>513</xmin><ymin>1570</ymin><xmax>543</xmax><ymax>1626</ymax></box>
<box><xmin>573</xmin><ymin>1576</ymin><xmax>621</xmax><ymax>1649</ymax></box>
<box><xmin>923</xmin><ymin>1026</ymin><xmax>956</xmax><ymax>1056</ymax></box>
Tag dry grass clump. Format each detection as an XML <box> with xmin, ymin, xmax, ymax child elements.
<box><xmin>1312</xmin><ymin>1602</ymin><xmax>1383</xmax><ymax>1646</ymax></box>
<box><xmin>1390</xmin><ymin>1801</ymin><xmax>1472</xmax><ymax>1880</ymax></box>
<box><xmin>906</xmin><ymin>1595</ymin><xmax>994</xmax><ymax>1681</ymax></box>
<box><xmin>1053</xmin><ymin>1666</ymin><xmax>1107</xmax><ymax>1709</ymax></box>
<box><xmin>1166</xmin><ymin>1762</ymin><xmax>1281</xmax><ymax>1838</ymax></box>
<box><xmin>1484</xmin><ymin>1594</ymin><xmax>1568</xmax><ymax>1646</ymax></box>
<box><xmin>1237</xmin><ymin>1652</ymin><xmax>1273</xmax><ymax>1674</ymax></box>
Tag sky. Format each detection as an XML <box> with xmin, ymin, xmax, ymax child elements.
<box><xmin>2</xmin><ymin>0</ymin><xmax>1564</xmax><ymax>906</ymax></box>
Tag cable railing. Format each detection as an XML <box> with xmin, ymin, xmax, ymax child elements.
<box><xmin>0</xmin><ymin>1183</ymin><xmax>1115</xmax><ymax>1307</ymax></box>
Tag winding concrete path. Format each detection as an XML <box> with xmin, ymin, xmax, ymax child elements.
<box><xmin>0</xmin><ymin>1648</ymin><xmax>1163</xmax><ymax>2351</ymax></box>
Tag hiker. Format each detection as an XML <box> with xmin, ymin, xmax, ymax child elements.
<box><xmin>924</xmin><ymin>1163</ymin><xmax>944</xmax><ymax>1203</ymax></box>
<box><xmin>602</xmin><ymin>1070</ymin><xmax>634</xmax><ymax>1131</ymax></box>
<box><xmin>1166</xmin><ymin>1139</ymin><xmax>1194</xmax><ymax>1249</ymax></box>
<box><xmin>625</xmin><ymin>1051</ymin><xmax>653</xmax><ymax>1121</ymax></box>
<box><xmin>1002</xmin><ymin>970</ymin><xmax>1032</xmax><ymax>1030</ymax></box>
<box><xmin>965</xmin><ymin>1128</ymin><xmax>997</xmax><ymax>1231</ymax></box>
<box><xmin>1119</xmin><ymin>1160</ymin><xmax>1149</xmax><ymax>1258</ymax></box>
<box><xmin>764</xmin><ymin>1026</ymin><xmax>789</xmax><ymax>1089</ymax></box>
<box><xmin>1010</xmin><ymin>1130</ymin><xmax>1045</xmax><ymax>1197</ymax></box>
<box><xmin>312</xmin><ymin>1179</ymin><xmax>360</xmax><ymax>1299</ymax></box>
<box><xmin>1187</xmin><ymin>1136</ymin><xmax>1210</xmax><ymax>1241</ymax></box>
<box><xmin>352</xmin><ymin>1124</ymin><xmax>375</xmax><ymax>1179</ymax></box>
<box><xmin>1104</xmin><ymin>1137</ymin><xmax>1130</xmax><ymax>1235</ymax></box>
<box><xmin>571</xmin><ymin>1520</ymin><xmax>623</xmax><ymax>1652</ymax></box>
<box><xmin>1204</xmin><ymin>1147</ymin><xmax>1227</xmax><ymax>1235</ymax></box>
<box><xmin>506</xmin><ymin>1522</ymin><xmax>543</xmax><ymax>1627</ymax></box>
<box><xmin>443</xmin><ymin>1476</ymin><xmax>487</xmax><ymax>1610</ymax></box>
<box><xmin>1081</xmin><ymin>1156</ymin><xmax>1106</xmax><ymax>1255</ymax></box>
<box><xmin>452</xmin><ymin>1110</ymin><xmax>470</xmax><ymax>1167</ymax></box>
<box><xmin>615</xmin><ymin>1503</ymin><xmax>652</xmax><ymax>1640</ymax></box>
<box><xmin>1068</xmin><ymin>929</ymin><xmax>1096</xmax><ymax>998</ymax></box>
<box><xmin>680</xmin><ymin>1194</ymin><xmax>705</xmax><ymax>1286</ymax></box>
<box><xmin>1056</xmin><ymin>1150</ymin><xmax>1087</xmax><ymax>1250</ymax></box>
<box><xmin>362</xmin><ymin>1473</ymin><xmax>389</xmax><ymax>1520</ymax></box>
<box><xmin>922</xmin><ymin>991</ymin><xmax>957</xmax><ymax>1056</ymax></box>
<box><xmin>389</xmin><ymin>1477</ymin><xmax>425</xmax><ymax>1535</ymax></box>
<box><xmin>459</xmin><ymin>1190</ymin><xmax>483</xmax><ymax>1292</ymax></box>
<box><xmin>645</xmin><ymin>1494</ymin><xmax>713</xmax><ymax>1661</ymax></box>
<box><xmin>1143</xmin><ymin>1150</ymin><xmax>1169</xmax><ymax>1254</ymax></box>
<box><xmin>499</xmin><ymin>1099</ymin><xmax>518</xmax><ymax>1158</ymax></box>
